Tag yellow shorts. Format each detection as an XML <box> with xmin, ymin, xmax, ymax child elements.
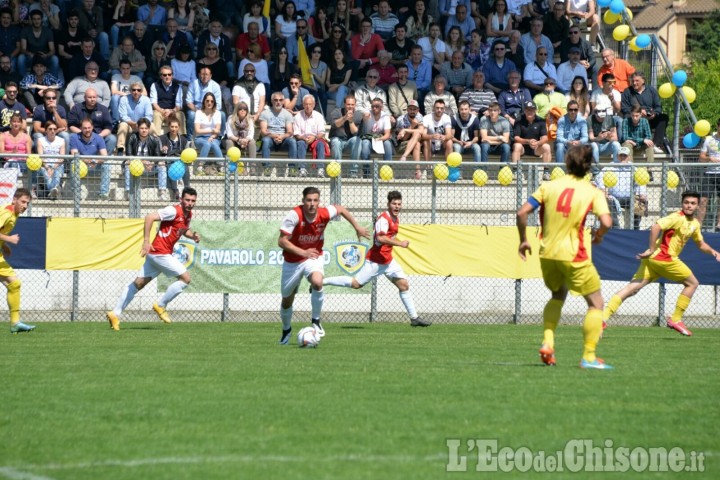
<box><xmin>632</xmin><ymin>258</ymin><xmax>692</xmax><ymax>283</ymax></box>
<box><xmin>0</xmin><ymin>258</ymin><xmax>15</xmax><ymax>278</ymax></box>
<box><xmin>540</xmin><ymin>258</ymin><xmax>601</xmax><ymax>296</ymax></box>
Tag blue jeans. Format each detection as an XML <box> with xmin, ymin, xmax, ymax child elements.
<box><xmin>110</xmin><ymin>95</ymin><xmax>123</xmax><ymax>123</ymax></box>
<box><xmin>330</xmin><ymin>136</ymin><xmax>361</xmax><ymax>174</ymax></box>
<box><xmin>361</xmin><ymin>138</ymin><xmax>393</xmax><ymax>161</ymax></box>
<box><xmin>453</xmin><ymin>143</ymin><xmax>482</xmax><ymax>163</ymax></box>
<box><xmin>195</xmin><ymin>135</ymin><xmax>223</xmax><ymax>158</ymax></box>
<box><xmin>87</xmin><ymin>162</ymin><xmax>111</xmax><ymax>195</ymax></box>
<box><xmin>17</xmin><ymin>54</ymin><xmax>60</xmax><ymax>78</ymax></box>
<box><xmin>326</xmin><ymin>86</ymin><xmax>349</xmax><ymax>107</ymax></box>
<box><xmin>555</xmin><ymin>142</ymin><xmax>576</xmax><ymax>164</ymax></box>
<box><xmin>95</xmin><ymin>31</ymin><xmax>110</xmax><ymax>60</ymax></box>
<box><xmin>261</xmin><ymin>136</ymin><xmax>297</xmax><ymax>160</ymax></box>
<box><xmin>41</xmin><ymin>164</ymin><xmax>64</xmax><ymax>190</ymax></box>
<box><xmin>296</xmin><ymin>139</ymin><xmax>326</xmax><ymax>169</ymax></box>
<box><xmin>102</xmin><ymin>134</ymin><xmax>117</xmax><ymax>156</ymax></box>
<box><xmin>124</xmin><ymin>164</ymin><xmax>168</xmax><ymax>190</ymax></box>
<box><xmin>481</xmin><ymin>143</ymin><xmax>510</xmax><ymax>163</ymax></box>
<box><xmin>592</xmin><ymin>141</ymin><xmax>621</xmax><ymax>163</ymax></box>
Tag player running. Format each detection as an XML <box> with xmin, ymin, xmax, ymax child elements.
<box><xmin>517</xmin><ymin>145</ymin><xmax>614</xmax><ymax>369</ymax></box>
<box><xmin>106</xmin><ymin>187</ymin><xmax>200</xmax><ymax>331</ymax></box>
<box><xmin>324</xmin><ymin>190</ymin><xmax>431</xmax><ymax>327</ymax></box>
<box><xmin>603</xmin><ymin>191</ymin><xmax>720</xmax><ymax>336</ymax></box>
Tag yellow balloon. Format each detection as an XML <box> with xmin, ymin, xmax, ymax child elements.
<box><xmin>634</xmin><ymin>167</ymin><xmax>650</xmax><ymax>186</ymax></box>
<box><xmin>658</xmin><ymin>83</ymin><xmax>676</xmax><ymax>99</ymax></box>
<box><xmin>624</xmin><ymin>8</ymin><xmax>633</xmax><ymax>20</ymax></box>
<box><xmin>498</xmin><ymin>166</ymin><xmax>513</xmax><ymax>186</ymax></box>
<box><xmin>26</xmin><ymin>154</ymin><xmax>42</xmax><ymax>171</ymax></box>
<box><xmin>236</xmin><ymin>161</ymin><xmax>245</xmax><ymax>174</ymax></box>
<box><xmin>613</xmin><ymin>25</ymin><xmax>630</xmax><ymax>42</ymax></box>
<box><xmin>326</xmin><ymin>161</ymin><xmax>341</xmax><ymax>178</ymax></box>
<box><xmin>603</xmin><ymin>170</ymin><xmax>618</xmax><ymax>188</ymax></box>
<box><xmin>550</xmin><ymin>167</ymin><xmax>565</xmax><ymax>180</ymax></box>
<box><xmin>446</xmin><ymin>151</ymin><xmax>462</xmax><ymax>168</ymax></box>
<box><xmin>379</xmin><ymin>165</ymin><xmax>393</xmax><ymax>181</ymax></box>
<box><xmin>129</xmin><ymin>159</ymin><xmax>145</xmax><ymax>177</ymax></box>
<box><xmin>434</xmin><ymin>163</ymin><xmax>449</xmax><ymax>180</ymax></box>
<box><xmin>695</xmin><ymin>120</ymin><xmax>711</xmax><ymax>137</ymax></box>
<box><xmin>72</xmin><ymin>161</ymin><xmax>88</xmax><ymax>178</ymax></box>
<box><xmin>667</xmin><ymin>170</ymin><xmax>679</xmax><ymax>189</ymax></box>
<box><xmin>603</xmin><ymin>10</ymin><xmax>619</xmax><ymax>24</ymax></box>
<box><xmin>628</xmin><ymin>37</ymin><xmax>641</xmax><ymax>52</ymax></box>
<box><xmin>473</xmin><ymin>169</ymin><xmax>488</xmax><ymax>186</ymax></box>
<box><xmin>180</xmin><ymin>147</ymin><xmax>197</xmax><ymax>164</ymax></box>
<box><xmin>682</xmin><ymin>86</ymin><xmax>696</xmax><ymax>104</ymax></box>
<box><xmin>227</xmin><ymin>146</ymin><xmax>241</xmax><ymax>162</ymax></box>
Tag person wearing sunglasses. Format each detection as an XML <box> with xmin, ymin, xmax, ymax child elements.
<box><xmin>150</xmin><ymin>65</ymin><xmax>187</xmax><ymax>136</ymax></box>
<box><xmin>555</xmin><ymin>99</ymin><xmax>588</xmax><ymax>167</ymax></box>
<box><xmin>286</xmin><ymin>18</ymin><xmax>316</xmax><ymax>65</ymax></box>
<box><xmin>235</xmin><ymin>20</ymin><xmax>271</xmax><ymax>62</ymax></box>
<box><xmin>117</xmin><ymin>81</ymin><xmax>153</xmax><ymax>154</ymax></box>
<box><xmin>523</xmin><ymin>47</ymin><xmax>557</xmax><ymax>95</ymax></box>
<box><xmin>532</xmin><ymin>77</ymin><xmax>567</xmax><ymax>120</ymax></box>
<box><xmin>196</xmin><ymin>20</ymin><xmax>234</xmax><ymax>78</ymax></box>
<box><xmin>18</xmin><ymin>54</ymin><xmax>62</xmax><ymax>111</ymax></box>
<box><xmin>111</xmin><ymin>59</ymin><xmax>145</xmax><ymax>125</ymax></box>
<box><xmin>31</xmin><ymin>88</ymin><xmax>70</xmax><ymax>152</ymax></box>
<box><xmin>558</xmin><ymin>27</ymin><xmax>597</xmax><ymax>83</ymax></box>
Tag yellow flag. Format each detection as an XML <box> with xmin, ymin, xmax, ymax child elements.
<box><xmin>297</xmin><ymin>37</ymin><xmax>314</xmax><ymax>88</ymax></box>
<box><xmin>262</xmin><ymin>0</ymin><xmax>271</xmax><ymax>21</ymax></box>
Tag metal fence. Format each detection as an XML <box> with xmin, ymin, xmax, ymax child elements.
<box><xmin>12</xmin><ymin>153</ymin><xmax>720</xmax><ymax>328</ymax></box>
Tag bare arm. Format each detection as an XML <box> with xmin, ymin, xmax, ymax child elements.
<box><xmin>376</xmin><ymin>233</ymin><xmax>409</xmax><ymax>248</ymax></box>
<box><xmin>335</xmin><ymin>205</ymin><xmax>370</xmax><ymax>240</ymax></box>
<box><xmin>141</xmin><ymin>212</ymin><xmax>162</xmax><ymax>256</ymax></box>
<box><xmin>516</xmin><ymin>201</ymin><xmax>534</xmax><ymax>260</ymax></box>
<box><xmin>637</xmin><ymin>222</ymin><xmax>663</xmax><ymax>259</ymax></box>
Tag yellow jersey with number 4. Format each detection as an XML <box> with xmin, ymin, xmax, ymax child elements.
<box><xmin>530</xmin><ymin>175</ymin><xmax>609</xmax><ymax>262</ymax></box>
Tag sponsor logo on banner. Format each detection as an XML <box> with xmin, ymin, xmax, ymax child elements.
<box><xmin>333</xmin><ymin>241</ymin><xmax>368</xmax><ymax>275</ymax></box>
<box><xmin>173</xmin><ymin>239</ymin><xmax>196</xmax><ymax>269</ymax></box>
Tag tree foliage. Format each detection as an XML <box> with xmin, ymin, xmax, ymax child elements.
<box><xmin>686</xmin><ymin>9</ymin><xmax>720</xmax><ymax>65</ymax></box>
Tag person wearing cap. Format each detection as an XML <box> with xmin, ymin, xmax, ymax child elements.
<box><xmin>587</xmin><ymin>105</ymin><xmax>620</xmax><ymax>163</ymax></box>
<box><xmin>523</xmin><ymin>47</ymin><xmax>557</xmax><ymax>95</ymax></box>
<box><xmin>555</xmin><ymin>99</ymin><xmax>587</xmax><ymax>165</ymax></box>
<box><xmin>63</xmin><ymin>61</ymin><xmax>111</xmax><ymax>109</ymax></box>
<box><xmin>595</xmin><ymin>146</ymin><xmax>646</xmax><ymax>229</ymax></box>
<box><xmin>512</xmin><ymin>100</ymin><xmax>551</xmax><ymax>163</ymax></box>
<box><xmin>395</xmin><ymin>99</ymin><xmax>425</xmax><ymax>165</ymax></box>
<box><xmin>558</xmin><ymin>24</ymin><xmax>597</xmax><ymax>83</ymax></box>
<box><xmin>620</xmin><ymin>72</ymin><xmax>668</xmax><ymax>155</ymax></box>
<box><xmin>697</xmin><ymin>117</ymin><xmax>720</xmax><ymax>232</ymax></box>
<box><xmin>18</xmin><ymin>54</ymin><xmax>62</xmax><ymax>110</ymax></box>
<box><xmin>532</xmin><ymin>77</ymin><xmax>567</xmax><ymax>119</ymax></box>
<box><xmin>556</xmin><ymin>46</ymin><xmax>587</xmax><ymax>94</ymax></box>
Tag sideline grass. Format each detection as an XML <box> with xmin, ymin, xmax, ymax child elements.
<box><xmin>1</xmin><ymin>323</ymin><xmax>718</xmax><ymax>479</ymax></box>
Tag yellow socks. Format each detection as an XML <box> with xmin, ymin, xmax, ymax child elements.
<box><xmin>603</xmin><ymin>294</ymin><xmax>623</xmax><ymax>322</ymax></box>
<box><xmin>542</xmin><ymin>299</ymin><xmax>564</xmax><ymax>349</ymax></box>
<box><xmin>7</xmin><ymin>279</ymin><xmax>21</xmax><ymax>324</ymax></box>
<box><xmin>671</xmin><ymin>294</ymin><xmax>691</xmax><ymax>322</ymax></box>
<box><xmin>582</xmin><ymin>309</ymin><xmax>604</xmax><ymax>362</ymax></box>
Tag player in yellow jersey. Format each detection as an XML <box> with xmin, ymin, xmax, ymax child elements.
<box><xmin>517</xmin><ymin>145</ymin><xmax>613</xmax><ymax>369</ymax></box>
<box><xmin>603</xmin><ymin>191</ymin><xmax>720</xmax><ymax>336</ymax></box>
<box><xmin>0</xmin><ymin>188</ymin><xmax>34</xmax><ymax>333</ymax></box>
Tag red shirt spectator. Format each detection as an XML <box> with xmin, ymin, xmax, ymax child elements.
<box><xmin>235</xmin><ymin>25</ymin><xmax>271</xmax><ymax>61</ymax></box>
<box><xmin>351</xmin><ymin>18</ymin><xmax>385</xmax><ymax>71</ymax></box>
<box><xmin>597</xmin><ymin>49</ymin><xmax>635</xmax><ymax>93</ymax></box>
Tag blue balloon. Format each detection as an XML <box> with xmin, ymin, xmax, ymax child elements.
<box><xmin>683</xmin><ymin>132</ymin><xmax>700</xmax><ymax>149</ymax></box>
<box><xmin>635</xmin><ymin>34</ymin><xmax>651</xmax><ymax>48</ymax></box>
<box><xmin>168</xmin><ymin>161</ymin><xmax>186</xmax><ymax>181</ymax></box>
<box><xmin>598</xmin><ymin>0</ymin><xmax>612</xmax><ymax>6</ymax></box>
<box><xmin>448</xmin><ymin>167</ymin><xmax>461</xmax><ymax>183</ymax></box>
<box><xmin>609</xmin><ymin>0</ymin><xmax>625</xmax><ymax>14</ymax></box>
<box><xmin>672</xmin><ymin>70</ymin><xmax>687</xmax><ymax>87</ymax></box>
<box><xmin>227</xmin><ymin>162</ymin><xmax>237</xmax><ymax>173</ymax></box>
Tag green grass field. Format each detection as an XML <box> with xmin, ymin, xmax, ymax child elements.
<box><xmin>1</xmin><ymin>322</ymin><xmax>718</xmax><ymax>479</ymax></box>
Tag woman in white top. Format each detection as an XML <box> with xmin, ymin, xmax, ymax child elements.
<box><xmin>168</xmin><ymin>0</ymin><xmax>195</xmax><ymax>43</ymax></box>
<box><xmin>486</xmin><ymin>0</ymin><xmax>512</xmax><ymax>44</ymax></box>
<box><xmin>275</xmin><ymin>1</ymin><xmax>298</xmax><ymax>49</ymax></box>
<box><xmin>37</xmin><ymin>119</ymin><xmax>65</xmax><ymax>200</ymax></box>
<box><xmin>243</xmin><ymin>0</ymin><xmax>270</xmax><ymax>34</ymax></box>
<box><xmin>194</xmin><ymin>92</ymin><xmax>223</xmax><ymax>165</ymax></box>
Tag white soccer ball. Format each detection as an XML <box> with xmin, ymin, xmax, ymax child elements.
<box><xmin>297</xmin><ymin>326</ymin><xmax>321</xmax><ymax>348</ymax></box>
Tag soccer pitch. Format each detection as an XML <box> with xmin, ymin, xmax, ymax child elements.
<box><xmin>1</xmin><ymin>323</ymin><xmax>718</xmax><ymax>479</ymax></box>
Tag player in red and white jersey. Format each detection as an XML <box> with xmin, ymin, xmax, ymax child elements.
<box><xmin>278</xmin><ymin>186</ymin><xmax>370</xmax><ymax>344</ymax></box>
<box><xmin>324</xmin><ymin>191</ymin><xmax>431</xmax><ymax>327</ymax></box>
<box><xmin>106</xmin><ymin>187</ymin><xmax>201</xmax><ymax>331</ymax></box>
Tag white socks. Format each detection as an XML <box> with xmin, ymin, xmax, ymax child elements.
<box><xmin>113</xmin><ymin>282</ymin><xmax>139</xmax><ymax>316</ymax></box>
<box><xmin>323</xmin><ymin>276</ymin><xmax>353</xmax><ymax>288</ymax></box>
<box><xmin>400</xmin><ymin>290</ymin><xmax>418</xmax><ymax>319</ymax></box>
<box><xmin>310</xmin><ymin>288</ymin><xmax>324</xmax><ymax>320</ymax></box>
<box><xmin>281</xmin><ymin>307</ymin><xmax>293</xmax><ymax>330</ymax></box>
<box><xmin>159</xmin><ymin>280</ymin><xmax>188</xmax><ymax>307</ymax></box>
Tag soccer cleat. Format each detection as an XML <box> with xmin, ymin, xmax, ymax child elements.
<box><xmin>279</xmin><ymin>328</ymin><xmax>292</xmax><ymax>345</ymax></box>
<box><xmin>666</xmin><ymin>317</ymin><xmax>692</xmax><ymax>336</ymax></box>
<box><xmin>311</xmin><ymin>319</ymin><xmax>325</xmax><ymax>337</ymax></box>
<box><xmin>298</xmin><ymin>168</ymin><xmax>308</xmax><ymax>177</ymax></box>
<box><xmin>10</xmin><ymin>321</ymin><xmax>35</xmax><ymax>334</ymax></box>
<box><xmin>410</xmin><ymin>316</ymin><xmax>431</xmax><ymax>327</ymax></box>
<box><xmin>317</xmin><ymin>167</ymin><xmax>325</xmax><ymax>178</ymax></box>
<box><xmin>49</xmin><ymin>187</ymin><xmax>58</xmax><ymax>200</ymax></box>
<box><xmin>580</xmin><ymin>358</ymin><xmax>613</xmax><ymax>369</ymax></box>
<box><xmin>152</xmin><ymin>303</ymin><xmax>172</xmax><ymax>324</ymax></box>
<box><xmin>106</xmin><ymin>311</ymin><xmax>120</xmax><ymax>331</ymax></box>
<box><xmin>539</xmin><ymin>344</ymin><xmax>556</xmax><ymax>366</ymax></box>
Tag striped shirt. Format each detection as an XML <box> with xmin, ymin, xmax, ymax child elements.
<box><xmin>459</xmin><ymin>87</ymin><xmax>497</xmax><ymax>115</ymax></box>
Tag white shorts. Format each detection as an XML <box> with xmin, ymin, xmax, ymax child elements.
<box><xmin>281</xmin><ymin>257</ymin><xmax>325</xmax><ymax>297</ymax></box>
<box><xmin>139</xmin><ymin>254</ymin><xmax>187</xmax><ymax>279</ymax></box>
<box><xmin>354</xmin><ymin>259</ymin><xmax>407</xmax><ymax>287</ymax></box>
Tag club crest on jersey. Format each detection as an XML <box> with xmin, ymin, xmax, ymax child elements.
<box><xmin>333</xmin><ymin>241</ymin><xmax>368</xmax><ymax>275</ymax></box>
<box><xmin>172</xmin><ymin>239</ymin><xmax>196</xmax><ymax>269</ymax></box>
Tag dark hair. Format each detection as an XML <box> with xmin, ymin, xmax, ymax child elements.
<box><xmin>0</xmin><ymin>7</ymin><xmax>13</xmax><ymax>17</ymax></box>
<box><xmin>29</xmin><ymin>9</ymin><xmax>43</xmax><ymax>18</ymax></box>
<box><xmin>434</xmin><ymin>99</ymin><xmax>445</xmax><ymax>106</ymax></box>
<box><xmin>303</xmin><ymin>186</ymin><xmax>320</xmax><ymax>197</ymax></box>
<box><xmin>283</xmin><ymin>0</ymin><xmax>298</xmax><ymax>22</ymax></box>
<box><xmin>457</xmin><ymin>99</ymin><xmax>470</xmax><ymax>108</ymax></box>
<box><xmin>681</xmin><ymin>191</ymin><xmax>701</xmax><ymax>202</ymax></box>
<box><xmin>44</xmin><ymin>119</ymin><xmax>57</xmax><ymax>129</ymax></box>
<box><xmin>394</xmin><ymin>23</ymin><xmax>406</xmax><ymax>32</ymax></box>
<box><xmin>388</xmin><ymin>190</ymin><xmax>402</xmax><ymax>202</ymax></box>
<box><xmin>566</xmin><ymin>100</ymin><xmax>578</xmax><ymax>108</ymax></box>
<box><xmin>565</xmin><ymin>145</ymin><xmax>593</xmax><ymax>177</ymax></box>
<box><xmin>410</xmin><ymin>0</ymin><xmax>430</xmax><ymax>27</ymax></box>
<box><xmin>137</xmin><ymin>118</ymin><xmax>151</xmax><ymax>128</ymax></box>
<box><xmin>119</xmin><ymin>58</ymin><xmax>132</xmax><ymax>67</ymax></box>
<box><xmin>182</xmin><ymin>186</ymin><xmax>198</xmax><ymax>197</ymax></box>
<box><xmin>14</xmin><ymin>188</ymin><xmax>31</xmax><ymax>199</ymax></box>
<box><xmin>630</xmin><ymin>104</ymin><xmax>643</xmax><ymax>114</ymax></box>
<box><xmin>601</xmin><ymin>73</ymin><xmax>615</xmax><ymax>83</ymax></box>
<box><xmin>67</xmin><ymin>9</ymin><xmax>80</xmax><ymax>18</ymax></box>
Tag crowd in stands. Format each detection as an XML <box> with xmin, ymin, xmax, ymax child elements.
<box><xmin>0</xmin><ymin>0</ymin><xmax>670</xmax><ymax>199</ymax></box>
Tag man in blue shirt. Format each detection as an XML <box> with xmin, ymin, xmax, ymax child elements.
<box><xmin>185</xmin><ymin>66</ymin><xmax>223</xmax><ymax>137</ymax></box>
<box><xmin>68</xmin><ymin>88</ymin><xmax>117</xmax><ymax>155</ymax></box>
<box><xmin>556</xmin><ymin>100</ymin><xmax>588</xmax><ymax>165</ymax></box>
<box><xmin>117</xmin><ymin>82</ymin><xmax>152</xmax><ymax>154</ymax></box>
<box><xmin>406</xmin><ymin>46</ymin><xmax>431</xmax><ymax>107</ymax></box>
<box><xmin>69</xmin><ymin>117</ymin><xmax>110</xmax><ymax>199</ymax></box>
<box><xmin>482</xmin><ymin>42</ymin><xmax>517</xmax><ymax>95</ymax></box>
